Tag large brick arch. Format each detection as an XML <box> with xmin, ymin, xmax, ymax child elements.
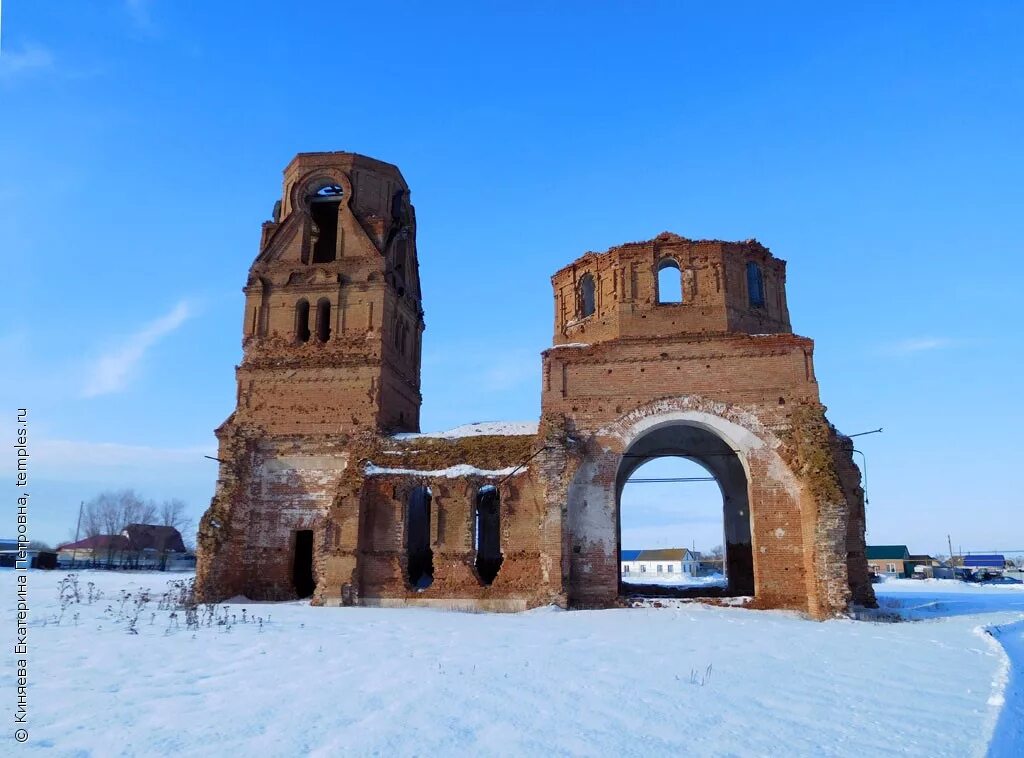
<box><xmin>564</xmin><ymin>396</ymin><xmax>834</xmax><ymax>615</ymax></box>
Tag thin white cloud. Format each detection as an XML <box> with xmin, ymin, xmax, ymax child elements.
<box><xmin>83</xmin><ymin>300</ymin><xmax>193</xmax><ymax>397</ymax></box>
<box><xmin>124</xmin><ymin>0</ymin><xmax>157</xmax><ymax>31</ymax></box>
<box><xmin>0</xmin><ymin>44</ymin><xmax>54</xmax><ymax>82</ymax></box>
<box><xmin>881</xmin><ymin>337</ymin><xmax>959</xmax><ymax>355</ymax></box>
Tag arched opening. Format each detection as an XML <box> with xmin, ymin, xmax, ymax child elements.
<box><xmin>616</xmin><ymin>422</ymin><xmax>754</xmax><ymax>598</ymax></box>
<box><xmin>406</xmin><ymin>486</ymin><xmax>434</xmax><ymax>590</ymax></box>
<box><xmin>315</xmin><ymin>298</ymin><xmax>331</xmax><ymax>342</ymax></box>
<box><xmin>310</xmin><ymin>184</ymin><xmax>343</xmax><ymax>263</ymax></box>
<box><xmin>579</xmin><ymin>273</ymin><xmax>596</xmax><ymax>318</ymax></box>
<box><xmin>257</xmin><ymin>278</ymin><xmax>272</xmax><ymax>337</ymax></box>
<box><xmin>746</xmin><ymin>261</ymin><xmax>765</xmax><ymax>308</ymax></box>
<box><xmin>391</xmin><ymin>235</ymin><xmax>408</xmax><ymax>296</ymax></box>
<box><xmin>620</xmin><ymin>457</ymin><xmax>725</xmax><ymax>588</ymax></box>
<box><xmin>475</xmin><ymin>486</ymin><xmax>503</xmax><ymax>585</ymax></box>
<box><xmin>295</xmin><ymin>299</ymin><xmax>311</xmax><ymax>343</ymax></box>
<box><xmin>657</xmin><ymin>259</ymin><xmax>683</xmax><ymax>303</ymax></box>
<box><xmin>292</xmin><ymin>529</ymin><xmax>315</xmax><ymax>599</ymax></box>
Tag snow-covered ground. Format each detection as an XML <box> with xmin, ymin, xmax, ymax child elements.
<box><xmin>3</xmin><ymin>571</ymin><xmax>1023</xmax><ymax>756</ymax></box>
<box><xmin>622</xmin><ymin>572</ymin><xmax>727</xmax><ymax>588</ymax></box>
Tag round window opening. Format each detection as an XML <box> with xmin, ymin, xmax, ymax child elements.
<box><xmin>313</xmin><ymin>183</ymin><xmax>344</xmax><ymax>198</ymax></box>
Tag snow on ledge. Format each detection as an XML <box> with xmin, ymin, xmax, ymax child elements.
<box><xmin>392</xmin><ymin>421</ymin><xmax>538</xmax><ymax>440</ymax></box>
<box><xmin>548</xmin><ymin>342</ymin><xmax>591</xmax><ymax>349</ymax></box>
<box><xmin>364</xmin><ymin>463</ymin><xmax>527</xmax><ymax>479</ymax></box>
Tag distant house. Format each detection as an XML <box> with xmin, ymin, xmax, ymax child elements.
<box><xmin>0</xmin><ymin>538</ymin><xmax>57</xmax><ymax>569</ymax></box>
<box><xmin>621</xmin><ymin>548</ymin><xmax>700</xmax><ymax>578</ymax></box>
<box><xmin>866</xmin><ymin>545</ymin><xmax>912</xmax><ymax>578</ymax></box>
<box><xmin>963</xmin><ymin>554</ymin><xmax>1006</xmax><ymax>572</ymax></box>
<box><xmin>908</xmin><ymin>554</ymin><xmax>939</xmax><ymax>578</ymax></box>
<box><xmin>57</xmin><ymin>534</ymin><xmax>131</xmax><ymax>567</ymax></box>
<box><xmin>57</xmin><ymin>525</ymin><xmax>188</xmax><ymax>570</ymax></box>
<box><xmin>121</xmin><ymin>524</ymin><xmax>189</xmax><ymax>570</ymax></box>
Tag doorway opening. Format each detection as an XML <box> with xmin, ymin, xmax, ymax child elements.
<box><xmin>293</xmin><ymin>529</ymin><xmax>315</xmax><ymax>599</ymax></box>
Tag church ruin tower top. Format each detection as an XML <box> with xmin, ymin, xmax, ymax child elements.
<box><xmin>233</xmin><ymin>152</ymin><xmax>424</xmax><ymax>435</ymax></box>
<box><xmin>550</xmin><ymin>232</ymin><xmax>790</xmax><ymax>345</ymax></box>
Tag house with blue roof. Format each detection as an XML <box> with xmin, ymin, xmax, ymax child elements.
<box><xmin>621</xmin><ymin>548</ymin><xmax>700</xmax><ymax>580</ymax></box>
<box><xmin>963</xmin><ymin>554</ymin><xmax>1006</xmax><ymax>571</ymax></box>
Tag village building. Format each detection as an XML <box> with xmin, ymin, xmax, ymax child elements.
<box><xmin>866</xmin><ymin>545</ymin><xmax>913</xmax><ymax>578</ymax></box>
<box><xmin>963</xmin><ymin>554</ymin><xmax>1007</xmax><ymax>573</ymax></box>
<box><xmin>195</xmin><ymin>151</ymin><xmax>875</xmax><ymax>619</ymax></box>
<box><xmin>58</xmin><ymin>525</ymin><xmax>189</xmax><ymax>570</ymax></box>
<box><xmin>620</xmin><ymin>548</ymin><xmax>701</xmax><ymax>579</ymax></box>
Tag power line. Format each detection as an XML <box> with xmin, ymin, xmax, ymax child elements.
<box><xmin>625</xmin><ymin>477</ymin><xmax>717</xmax><ymax>484</ymax></box>
<box><xmin>620</xmin><ymin>451</ymin><xmax>741</xmax><ymax>459</ymax></box>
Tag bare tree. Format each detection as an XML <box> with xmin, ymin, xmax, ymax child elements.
<box><xmin>158</xmin><ymin>498</ymin><xmax>196</xmax><ymax>557</ymax></box>
<box><xmin>158</xmin><ymin>498</ymin><xmax>194</xmax><ymax>535</ymax></box>
<box><xmin>80</xmin><ymin>490</ymin><xmax>157</xmax><ymax>566</ymax></box>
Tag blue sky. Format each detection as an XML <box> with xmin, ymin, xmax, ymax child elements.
<box><xmin>2</xmin><ymin>2</ymin><xmax>1022</xmax><ymax>556</ymax></box>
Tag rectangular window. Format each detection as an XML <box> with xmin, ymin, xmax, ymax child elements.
<box><xmin>622</xmin><ymin>565</ymin><xmax>629</xmax><ymax>573</ymax></box>
<box><xmin>667</xmin><ymin>565</ymin><xmax>673</xmax><ymax>573</ymax></box>
<box><xmin>640</xmin><ymin>565</ymin><xmax>646</xmax><ymax>573</ymax></box>
<box><xmin>887</xmin><ymin>563</ymin><xmax>896</xmax><ymax>573</ymax></box>
<box><xmin>657</xmin><ymin>564</ymin><xmax>663</xmax><ymax>573</ymax></box>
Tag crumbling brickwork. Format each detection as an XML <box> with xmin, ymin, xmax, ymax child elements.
<box><xmin>196</xmin><ymin>153</ymin><xmax>875</xmax><ymax>619</ymax></box>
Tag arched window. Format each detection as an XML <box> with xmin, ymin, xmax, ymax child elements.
<box><xmin>657</xmin><ymin>258</ymin><xmax>683</xmax><ymax>303</ymax></box>
<box><xmin>475</xmin><ymin>486</ymin><xmax>503</xmax><ymax>585</ymax></box>
<box><xmin>310</xmin><ymin>184</ymin><xmax>343</xmax><ymax>263</ymax></box>
<box><xmin>394</xmin><ymin>318</ymin><xmax>406</xmax><ymax>354</ymax></box>
<box><xmin>406</xmin><ymin>486</ymin><xmax>434</xmax><ymax>589</ymax></box>
<box><xmin>295</xmin><ymin>299</ymin><xmax>311</xmax><ymax>343</ymax></box>
<box><xmin>746</xmin><ymin>262</ymin><xmax>765</xmax><ymax>308</ymax></box>
<box><xmin>315</xmin><ymin>298</ymin><xmax>331</xmax><ymax>342</ymax></box>
<box><xmin>579</xmin><ymin>273</ymin><xmax>596</xmax><ymax>318</ymax></box>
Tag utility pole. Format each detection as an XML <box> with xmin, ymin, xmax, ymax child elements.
<box><xmin>74</xmin><ymin>500</ymin><xmax>84</xmax><ymax>568</ymax></box>
<box><xmin>947</xmin><ymin>534</ymin><xmax>954</xmax><ymax>576</ymax></box>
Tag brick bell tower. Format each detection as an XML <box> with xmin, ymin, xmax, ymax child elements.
<box><xmin>235</xmin><ymin>152</ymin><xmax>424</xmax><ymax>434</ymax></box>
<box><xmin>197</xmin><ymin>152</ymin><xmax>425</xmax><ymax>601</ymax></box>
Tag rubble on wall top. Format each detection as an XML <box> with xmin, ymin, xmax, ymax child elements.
<box><xmin>551</xmin><ymin>233</ymin><xmax>774</xmax><ymax>278</ymax></box>
<box><xmin>364</xmin><ymin>463</ymin><xmax>527</xmax><ymax>478</ymax></box>
<box><xmin>392</xmin><ymin>421</ymin><xmax>539</xmax><ymax>441</ymax></box>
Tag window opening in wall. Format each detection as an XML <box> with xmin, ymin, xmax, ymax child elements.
<box><xmin>310</xmin><ymin>184</ymin><xmax>343</xmax><ymax>263</ymax></box>
<box><xmin>657</xmin><ymin>258</ymin><xmax>683</xmax><ymax>303</ymax></box>
<box><xmin>747</xmin><ymin>261</ymin><xmax>765</xmax><ymax>307</ymax></box>
<box><xmin>475</xmin><ymin>485</ymin><xmax>503</xmax><ymax>585</ymax></box>
<box><xmin>293</xmin><ymin>530</ymin><xmax>314</xmax><ymax>599</ymax></box>
<box><xmin>406</xmin><ymin>486</ymin><xmax>434</xmax><ymax>589</ymax></box>
<box><xmin>579</xmin><ymin>273</ymin><xmax>596</xmax><ymax>318</ymax></box>
<box><xmin>295</xmin><ymin>299</ymin><xmax>311</xmax><ymax>343</ymax></box>
<box><xmin>316</xmin><ymin>299</ymin><xmax>331</xmax><ymax>342</ymax></box>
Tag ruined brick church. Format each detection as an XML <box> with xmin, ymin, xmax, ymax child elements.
<box><xmin>196</xmin><ymin>151</ymin><xmax>875</xmax><ymax>619</ymax></box>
